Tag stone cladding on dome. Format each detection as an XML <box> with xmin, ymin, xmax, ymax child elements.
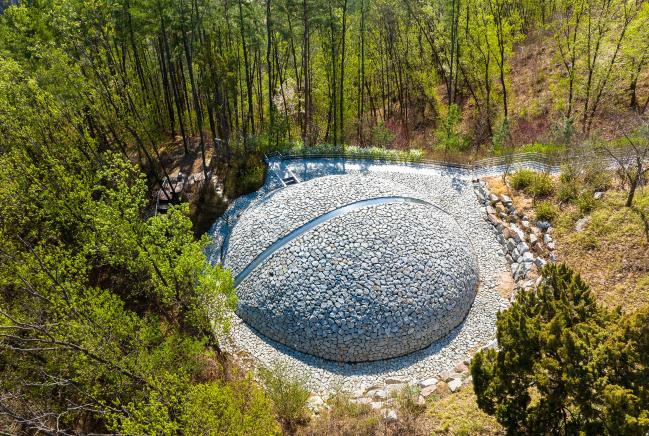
<box><xmin>225</xmin><ymin>175</ymin><xmax>478</xmax><ymax>362</ymax></box>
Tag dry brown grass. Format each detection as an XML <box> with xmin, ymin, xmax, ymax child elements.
<box><xmin>552</xmin><ymin>189</ymin><xmax>649</xmax><ymax>311</ymax></box>
<box><xmin>488</xmin><ymin>172</ymin><xmax>649</xmax><ymax>312</ymax></box>
<box><xmin>298</xmin><ymin>393</ymin><xmax>403</xmax><ymax>436</ymax></box>
<box><xmin>484</xmin><ymin>176</ymin><xmax>535</xmax><ymax>213</ymax></box>
<box><xmin>299</xmin><ymin>384</ymin><xmax>506</xmax><ymax>436</ymax></box>
<box><xmin>427</xmin><ymin>385</ymin><xmax>504</xmax><ymax>435</ymax></box>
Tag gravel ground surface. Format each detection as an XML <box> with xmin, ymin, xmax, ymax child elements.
<box><xmin>207</xmin><ymin>158</ymin><xmax>510</xmax><ymax>394</ymax></box>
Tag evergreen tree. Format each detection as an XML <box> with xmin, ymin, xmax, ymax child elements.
<box><xmin>472</xmin><ymin>264</ymin><xmax>649</xmax><ymax>434</ymax></box>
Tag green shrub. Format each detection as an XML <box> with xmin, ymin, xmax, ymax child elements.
<box><xmin>559</xmin><ymin>164</ymin><xmax>577</xmax><ymax>185</ymax></box>
<box><xmin>471</xmin><ymin>264</ymin><xmax>649</xmax><ymax>435</ymax></box>
<box><xmin>557</xmin><ymin>181</ymin><xmax>578</xmax><ymax>203</ymax></box>
<box><xmin>528</xmin><ymin>173</ymin><xmax>555</xmax><ymax>198</ymax></box>
<box><xmin>259</xmin><ymin>363</ymin><xmax>310</xmax><ymax>433</ymax></box>
<box><xmin>557</xmin><ymin>162</ymin><xmax>611</xmax><ymax>204</ymax></box>
<box><xmin>343</xmin><ymin>145</ymin><xmax>425</xmax><ymax>162</ymax></box>
<box><xmin>180</xmin><ymin>379</ymin><xmax>280</xmax><ymax>435</ymax></box>
<box><xmin>549</xmin><ymin>116</ymin><xmax>576</xmax><ymax>144</ymax></box>
<box><xmin>274</xmin><ymin>142</ymin><xmax>425</xmax><ymax>162</ymax></box>
<box><xmin>576</xmin><ymin>192</ymin><xmax>596</xmax><ymax>215</ymax></box>
<box><xmin>557</xmin><ymin>165</ymin><xmax>579</xmax><ymax>203</ymax></box>
<box><xmin>492</xmin><ymin>118</ymin><xmax>511</xmax><ymax>150</ymax></box>
<box><xmin>406</xmin><ymin>148</ymin><xmax>425</xmax><ymax>161</ymax></box>
<box><xmin>574</xmin><ymin>231</ymin><xmax>599</xmax><ymax>250</ymax></box>
<box><xmin>518</xmin><ymin>143</ymin><xmax>566</xmax><ymax>155</ymax></box>
<box><xmin>369</xmin><ymin>122</ymin><xmax>396</xmax><ymax>148</ymax></box>
<box><xmin>534</xmin><ymin>201</ymin><xmax>558</xmax><ymax>222</ymax></box>
<box><xmin>435</xmin><ymin>103</ymin><xmax>467</xmax><ymax>151</ymax></box>
<box><xmin>510</xmin><ymin>170</ymin><xmax>554</xmax><ymax>197</ymax></box>
<box><xmin>509</xmin><ymin>169</ymin><xmax>536</xmax><ymax>191</ymax></box>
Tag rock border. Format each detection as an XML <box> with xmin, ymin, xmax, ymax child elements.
<box><xmin>472</xmin><ymin>179</ymin><xmax>557</xmax><ymax>298</ymax></box>
<box><xmin>209</xmin><ymin>159</ymin><xmax>518</xmax><ymax>412</ymax></box>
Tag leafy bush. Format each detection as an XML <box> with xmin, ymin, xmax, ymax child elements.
<box><xmin>492</xmin><ymin>118</ymin><xmax>511</xmax><ymax>150</ymax></box>
<box><xmin>518</xmin><ymin>142</ymin><xmax>566</xmax><ymax>155</ymax></box>
<box><xmin>575</xmin><ymin>231</ymin><xmax>599</xmax><ymax>250</ymax></box>
<box><xmin>582</xmin><ymin>161</ymin><xmax>612</xmax><ymax>192</ymax></box>
<box><xmin>510</xmin><ymin>170</ymin><xmax>554</xmax><ymax>197</ymax></box>
<box><xmin>559</xmin><ymin>164</ymin><xmax>577</xmax><ymax>184</ymax></box>
<box><xmin>557</xmin><ymin>182</ymin><xmax>578</xmax><ymax>203</ymax></box>
<box><xmin>549</xmin><ymin>116</ymin><xmax>575</xmax><ymax>144</ymax></box>
<box><xmin>528</xmin><ymin>173</ymin><xmax>555</xmax><ymax>197</ymax></box>
<box><xmin>556</xmin><ymin>162</ymin><xmax>611</xmax><ymax>206</ymax></box>
<box><xmin>576</xmin><ymin>192</ymin><xmax>596</xmax><ymax>215</ymax></box>
<box><xmin>534</xmin><ymin>201</ymin><xmax>558</xmax><ymax>222</ymax></box>
<box><xmin>180</xmin><ymin>379</ymin><xmax>279</xmax><ymax>435</ymax></box>
<box><xmin>369</xmin><ymin>122</ymin><xmax>396</xmax><ymax>148</ymax></box>
<box><xmin>343</xmin><ymin>145</ymin><xmax>424</xmax><ymax>161</ymax></box>
<box><xmin>272</xmin><ymin>142</ymin><xmax>425</xmax><ymax>162</ymax></box>
<box><xmin>509</xmin><ymin>169</ymin><xmax>536</xmax><ymax>191</ymax></box>
<box><xmin>557</xmin><ymin>165</ymin><xmax>579</xmax><ymax>202</ymax></box>
<box><xmin>404</xmin><ymin>148</ymin><xmax>425</xmax><ymax>161</ymax></box>
<box><xmin>259</xmin><ymin>363</ymin><xmax>310</xmax><ymax>433</ymax></box>
<box><xmin>435</xmin><ymin>103</ymin><xmax>468</xmax><ymax>151</ymax></box>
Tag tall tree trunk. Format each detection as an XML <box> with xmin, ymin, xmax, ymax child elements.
<box><xmin>329</xmin><ymin>2</ymin><xmax>338</xmax><ymax>147</ymax></box>
<box><xmin>339</xmin><ymin>0</ymin><xmax>348</xmax><ymax>146</ymax></box>
<box><xmin>580</xmin><ymin>3</ymin><xmax>606</xmax><ymax>134</ymax></box>
<box><xmin>286</xmin><ymin>7</ymin><xmax>302</xmax><ymax>138</ymax></box>
<box><xmin>160</xmin><ymin>11</ymin><xmax>190</xmax><ymax>154</ymax></box>
<box><xmin>180</xmin><ymin>0</ymin><xmax>208</xmax><ymax>178</ymax></box>
<box><xmin>586</xmin><ymin>17</ymin><xmax>630</xmax><ymax>133</ymax></box>
<box><xmin>379</xmin><ymin>36</ymin><xmax>386</xmax><ymax>123</ymax></box>
<box><xmin>238</xmin><ymin>0</ymin><xmax>255</xmax><ymax>136</ymax></box>
<box><xmin>125</xmin><ymin>1</ymin><xmax>149</xmax><ymax>104</ymax></box>
<box><xmin>302</xmin><ymin>0</ymin><xmax>311</xmax><ymax>145</ymax></box>
<box><xmin>256</xmin><ymin>49</ymin><xmax>264</xmax><ymax>127</ymax></box>
<box><xmin>157</xmin><ymin>35</ymin><xmax>176</xmax><ymax>136</ymax></box>
<box><xmin>266</xmin><ymin>0</ymin><xmax>275</xmax><ymax>148</ymax></box>
<box><xmin>626</xmin><ymin>175</ymin><xmax>638</xmax><ymax>207</ymax></box>
<box><xmin>357</xmin><ymin>0</ymin><xmax>365</xmax><ymax>144</ymax></box>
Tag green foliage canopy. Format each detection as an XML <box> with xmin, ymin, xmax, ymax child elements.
<box><xmin>471</xmin><ymin>264</ymin><xmax>649</xmax><ymax>434</ymax></box>
<box><xmin>0</xmin><ymin>54</ymin><xmax>251</xmax><ymax>433</ymax></box>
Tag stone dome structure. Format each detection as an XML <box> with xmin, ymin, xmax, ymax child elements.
<box><xmin>224</xmin><ymin>175</ymin><xmax>479</xmax><ymax>362</ymax></box>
